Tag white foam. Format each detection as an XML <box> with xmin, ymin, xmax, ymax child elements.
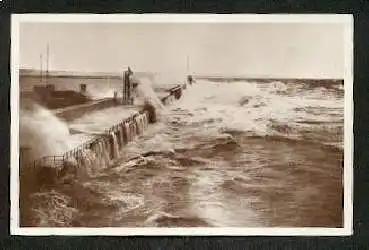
<box><xmin>173</xmin><ymin>80</ymin><xmax>344</xmax><ymax>140</ymax></box>
<box><xmin>20</xmin><ymin>105</ymin><xmax>83</xmax><ymax>161</ymax></box>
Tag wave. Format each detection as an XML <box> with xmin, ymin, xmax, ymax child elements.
<box><xmin>173</xmin><ymin>80</ymin><xmax>343</xmax><ymax>147</ymax></box>
<box><xmin>20</xmin><ymin>104</ymin><xmax>82</xmax><ymax>163</ymax></box>
<box><xmin>136</xmin><ymin>77</ymin><xmax>166</xmax><ymax>112</ymax></box>
<box><xmin>144</xmin><ymin>211</ymin><xmax>210</xmax><ymax>227</ymax></box>
<box><xmin>20</xmin><ymin>77</ymin><xmax>344</xmax><ymax>227</ymax></box>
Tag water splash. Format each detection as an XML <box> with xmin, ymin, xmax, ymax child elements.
<box><xmin>174</xmin><ymin>80</ymin><xmax>343</xmax><ymax>146</ymax></box>
<box><xmin>20</xmin><ymin>104</ymin><xmax>83</xmax><ymax>163</ymax></box>
<box><xmin>136</xmin><ymin>77</ymin><xmax>166</xmax><ymax>112</ymax></box>
<box><xmin>20</xmin><ymin>103</ymin><xmax>152</xmax><ymax>226</ymax></box>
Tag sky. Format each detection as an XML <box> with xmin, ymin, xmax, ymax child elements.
<box><xmin>19</xmin><ymin>22</ymin><xmax>347</xmax><ymax>78</ymax></box>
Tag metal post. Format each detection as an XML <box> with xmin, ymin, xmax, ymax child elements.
<box><xmin>40</xmin><ymin>54</ymin><xmax>43</xmax><ymax>83</ymax></box>
<box><xmin>46</xmin><ymin>43</ymin><xmax>49</xmax><ymax>85</ymax></box>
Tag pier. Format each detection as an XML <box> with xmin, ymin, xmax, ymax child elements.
<box><xmin>19</xmin><ymin>72</ymin><xmax>189</xmax><ymax>224</ymax></box>
<box><xmin>21</xmin><ymin>80</ymin><xmax>185</xmax><ymax>168</ymax></box>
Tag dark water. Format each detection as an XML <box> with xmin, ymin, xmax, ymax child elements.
<box><xmin>20</xmin><ymin>79</ymin><xmax>344</xmax><ymax>227</ymax></box>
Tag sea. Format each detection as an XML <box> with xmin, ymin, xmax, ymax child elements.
<box><xmin>19</xmin><ymin>75</ymin><xmax>344</xmax><ymax>228</ymax></box>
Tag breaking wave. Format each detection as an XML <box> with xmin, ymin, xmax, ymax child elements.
<box><xmin>20</xmin><ymin>104</ymin><xmax>83</xmax><ymax>162</ymax></box>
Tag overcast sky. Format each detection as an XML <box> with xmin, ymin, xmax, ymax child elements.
<box><xmin>19</xmin><ymin>22</ymin><xmax>346</xmax><ymax>78</ymax></box>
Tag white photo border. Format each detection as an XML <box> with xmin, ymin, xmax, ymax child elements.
<box><xmin>10</xmin><ymin>13</ymin><xmax>354</xmax><ymax>236</ymax></box>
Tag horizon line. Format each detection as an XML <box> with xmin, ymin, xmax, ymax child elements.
<box><xmin>19</xmin><ymin>68</ymin><xmax>344</xmax><ymax>80</ymax></box>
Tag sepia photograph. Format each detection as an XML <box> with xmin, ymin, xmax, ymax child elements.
<box><xmin>11</xmin><ymin>14</ymin><xmax>353</xmax><ymax>236</ymax></box>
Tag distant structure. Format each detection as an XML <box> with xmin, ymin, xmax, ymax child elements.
<box><xmin>80</xmin><ymin>84</ymin><xmax>87</xmax><ymax>93</ymax></box>
<box><xmin>30</xmin><ymin>44</ymin><xmax>92</xmax><ymax>109</ymax></box>
<box><xmin>186</xmin><ymin>55</ymin><xmax>194</xmax><ymax>85</ymax></box>
<box><xmin>122</xmin><ymin>67</ymin><xmax>134</xmax><ymax>105</ymax></box>
<box><xmin>187</xmin><ymin>75</ymin><xmax>193</xmax><ymax>85</ymax></box>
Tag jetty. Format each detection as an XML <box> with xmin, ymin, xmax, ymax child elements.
<box><xmin>19</xmin><ymin>69</ymin><xmax>193</xmax><ymax>225</ymax></box>
<box><xmin>20</xmin><ymin>70</ymin><xmax>188</xmax><ymax>167</ymax></box>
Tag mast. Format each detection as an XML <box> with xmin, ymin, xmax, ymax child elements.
<box><xmin>46</xmin><ymin>43</ymin><xmax>49</xmax><ymax>84</ymax></box>
<box><xmin>186</xmin><ymin>55</ymin><xmax>190</xmax><ymax>74</ymax></box>
<box><xmin>186</xmin><ymin>55</ymin><xmax>194</xmax><ymax>85</ymax></box>
<box><xmin>40</xmin><ymin>54</ymin><xmax>43</xmax><ymax>83</ymax></box>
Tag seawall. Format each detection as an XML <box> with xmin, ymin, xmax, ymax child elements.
<box><xmin>22</xmin><ymin>84</ymin><xmax>183</xmax><ymax>170</ymax></box>
<box><xmin>19</xmin><ymin>83</ymin><xmax>185</xmax><ymax>226</ymax></box>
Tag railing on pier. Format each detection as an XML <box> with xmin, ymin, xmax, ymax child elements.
<box><xmin>21</xmin><ymin>109</ymin><xmax>150</xmax><ymax>173</ymax></box>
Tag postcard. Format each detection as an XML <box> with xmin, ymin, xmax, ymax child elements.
<box><xmin>10</xmin><ymin>14</ymin><xmax>353</xmax><ymax>236</ymax></box>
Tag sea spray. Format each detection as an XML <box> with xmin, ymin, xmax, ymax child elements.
<box><xmin>85</xmin><ymin>79</ymin><xmax>120</xmax><ymax>100</ymax></box>
<box><xmin>136</xmin><ymin>77</ymin><xmax>167</xmax><ymax>117</ymax></box>
<box><xmin>175</xmin><ymin>80</ymin><xmax>343</xmax><ymax>142</ymax></box>
<box><xmin>135</xmin><ymin>114</ymin><xmax>147</xmax><ymax>135</ymax></box>
<box><xmin>119</xmin><ymin>125</ymin><xmax>125</xmax><ymax>146</ymax></box>
<box><xmin>143</xmin><ymin>112</ymin><xmax>149</xmax><ymax>129</ymax></box>
<box><xmin>110</xmin><ymin>131</ymin><xmax>120</xmax><ymax>160</ymax></box>
<box><xmin>20</xmin><ymin>104</ymin><xmax>80</xmax><ymax>163</ymax></box>
<box><xmin>124</xmin><ymin>122</ymin><xmax>130</xmax><ymax>142</ymax></box>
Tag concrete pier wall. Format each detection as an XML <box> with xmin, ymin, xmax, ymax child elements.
<box><xmin>20</xmin><ymin>86</ymin><xmax>184</xmax><ymax>187</ymax></box>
